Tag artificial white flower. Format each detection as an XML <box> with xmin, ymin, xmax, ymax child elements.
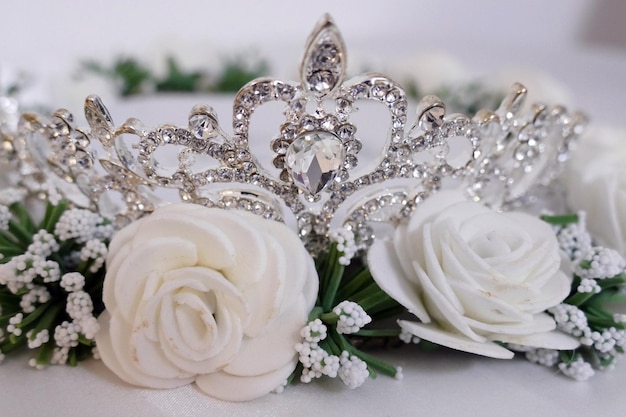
<box><xmin>564</xmin><ymin>126</ymin><xmax>626</xmax><ymax>255</ymax></box>
<box><xmin>368</xmin><ymin>190</ymin><xmax>578</xmax><ymax>359</ymax></box>
<box><xmin>95</xmin><ymin>204</ymin><xmax>318</xmax><ymax>402</ymax></box>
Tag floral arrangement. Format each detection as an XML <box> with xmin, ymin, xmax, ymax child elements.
<box><xmin>2</xmin><ymin>131</ymin><xmax>626</xmax><ymax>401</ymax></box>
<box><xmin>1</xmin><ymin>16</ymin><xmax>625</xmax><ymax>404</ymax></box>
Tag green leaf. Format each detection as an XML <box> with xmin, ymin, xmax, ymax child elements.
<box><xmin>214</xmin><ymin>58</ymin><xmax>269</xmax><ymax>92</ymax></box>
<box><xmin>155</xmin><ymin>57</ymin><xmax>203</xmax><ymax>92</ymax></box>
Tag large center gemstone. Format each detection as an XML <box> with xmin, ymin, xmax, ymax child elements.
<box><xmin>285</xmin><ymin>130</ymin><xmax>345</xmax><ymax>195</ymax></box>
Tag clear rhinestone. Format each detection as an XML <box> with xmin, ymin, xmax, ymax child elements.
<box><xmin>286</xmin><ymin>130</ymin><xmax>345</xmax><ymax>195</ymax></box>
<box><xmin>177</xmin><ymin>130</ymin><xmax>192</xmax><ymax>146</ymax></box>
<box><xmin>276</xmin><ymin>83</ymin><xmax>296</xmax><ymax>101</ymax></box>
<box><xmin>336</xmin><ymin>98</ymin><xmax>352</xmax><ymax>114</ymax></box>
<box><xmin>160</xmin><ymin>128</ymin><xmax>176</xmax><ymax>144</ymax></box>
<box><xmin>189</xmin><ymin>114</ymin><xmax>218</xmax><ymax>140</ymax></box>
<box><xmin>271</xmin><ymin>138</ymin><xmax>291</xmax><ymax>155</ymax></box>
<box><xmin>307</xmin><ymin>70</ymin><xmax>336</xmax><ymax>95</ymax></box>
<box><xmin>418</xmin><ymin>104</ymin><xmax>445</xmax><ymax>131</ymax></box>
<box><xmin>337</xmin><ymin>124</ymin><xmax>356</xmax><ymax>140</ymax></box>
<box><xmin>344</xmin><ymin>139</ymin><xmax>362</xmax><ymax>154</ymax></box>
<box><xmin>281</xmin><ymin>123</ymin><xmax>298</xmax><ymax>140</ymax></box>
<box><xmin>313</xmin><ymin>42</ymin><xmax>340</xmax><ymax>69</ymax></box>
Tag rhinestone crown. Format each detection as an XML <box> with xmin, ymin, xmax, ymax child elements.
<box><xmin>0</xmin><ymin>15</ymin><xmax>586</xmax><ymax>252</ymax></box>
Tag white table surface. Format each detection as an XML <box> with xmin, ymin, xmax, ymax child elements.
<box><xmin>2</xmin><ymin>346</ymin><xmax>625</xmax><ymax>417</ymax></box>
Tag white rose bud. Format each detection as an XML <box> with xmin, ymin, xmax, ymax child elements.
<box><xmin>368</xmin><ymin>190</ymin><xmax>578</xmax><ymax>358</ymax></box>
<box><xmin>95</xmin><ymin>204</ymin><xmax>318</xmax><ymax>401</ymax></box>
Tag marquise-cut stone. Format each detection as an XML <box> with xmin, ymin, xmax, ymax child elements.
<box><xmin>286</xmin><ymin>131</ymin><xmax>345</xmax><ymax>195</ymax></box>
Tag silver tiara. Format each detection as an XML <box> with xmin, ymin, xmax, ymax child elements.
<box><xmin>0</xmin><ymin>15</ymin><xmax>586</xmax><ymax>252</ymax></box>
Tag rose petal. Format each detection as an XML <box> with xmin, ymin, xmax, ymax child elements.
<box><xmin>466</xmin><ymin>312</ymin><xmax>555</xmax><ymax>336</ymax></box>
<box><xmin>195</xmin><ymin>359</ymin><xmax>297</xmax><ymax>402</ymax></box>
<box><xmin>113</xmin><ymin>237</ymin><xmax>198</xmax><ymax>322</ymax></box>
<box><xmin>241</xmin><ymin>232</ymin><xmax>284</xmax><ymax>337</ymax></box>
<box><xmin>159</xmin><ymin>292</ymin><xmax>244</xmax><ymax>374</ymax></box>
<box><xmin>368</xmin><ymin>239</ymin><xmax>430</xmax><ymax>323</ymax></box>
<box><xmin>132</xmin><ymin>211</ymin><xmax>237</xmax><ymax>270</ymax></box>
<box><xmin>449</xmin><ymin>280</ymin><xmax>532</xmax><ymax>324</ymax></box>
<box><xmin>490</xmin><ymin>330</ymin><xmax>580</xmax><ymax>350</ymax></box>
<box><xmin>224</xmin><ymin>296</ymin><xmax>308</xmax><ymax>376</ymax></box>
<box><xmin>399</xmin><ymin>320</ymin><xmax>514</xmax><ymax>359</ymax></box>
<box><xmin>96</xmin><ymin>311</ymin><xmax>194</xmax><ymax>388</ymax></box>
<box><xmin>156</xmin><ymin>268</ymin><xmax>247</xmax><ymax>373</ymax></box>
<box><xmin>421</xmin><ymin>223</ymin><xmax>464</xmax><ymax>312</ymax></box>
<box><xmin>413</xmin><ymin>261</ymin><xmax>484</xmax><ymax>342</ymax></box>
<box><xmin>393</xmin><ymin>224</ymin><xmax>420</xmax><ymax>284</ymax></box>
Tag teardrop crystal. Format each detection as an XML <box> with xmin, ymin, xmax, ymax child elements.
<box><xmin>286</xmin><ymin>130</ymin><xmax>345</xmax><ymax>195</ymax></box>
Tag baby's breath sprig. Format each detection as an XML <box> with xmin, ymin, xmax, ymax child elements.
<box><xmin>513</xmin><ymin>214</ymin><xmax>626</xmax><ymax>380</ymax></box>
<box><xmin>0</xmin><ymin>200</ymin><xmax>112</xmax><ymax>368</ymax></box>
<box><xmin>296</xmin><ymin>227</ymin><xmax>404</xmax><ymax>389</ymax></box>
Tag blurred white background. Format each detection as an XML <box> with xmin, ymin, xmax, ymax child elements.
<box><xmin>1</xmin><ymin>0</ymin><xmax>625</xmax><ymax>123</ymax></box>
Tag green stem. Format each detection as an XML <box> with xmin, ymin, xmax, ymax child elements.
<box><xmin>540</xmin><ymin>213</ymin><xmax>579</xmax><ymax>226</ymax></box>
<box><xmin>565</xmin><ymin>292</ymin><xmax>596</xmax><ymax>307</ymax></box>
<box><xmin>354</xmin><ymin>328</ymin><xmax>401</xmax><ymax>338</ymax></box>
<box><xmin>10</xmin><ymin>202</ymin><xmax>36</xmax><ymax>234</ymax></box>
<box><xmin>36</xmin><ymin>341</ymin><xmax>55</xmax><ymax>365</ymax></box>
<box><xmin>330</xmin><ymin>330</ymin><xmax>398</xmax><ymax>378</ymax></box>
<box><xmin>307</xmin><ymin>306</ymin><xmax>324</xmax><ymax>322</ymax></box>
<box><xmin>40</xmin><ymin>200</ymin><xmax>69</xmax><ymax>233</ymax></box>
<box><xmin>0</xmin><ymin>229</ymin><xmax>19</xmax><ymax>246</ymax></box>
<box><xmin>319</xmin><ymin>311</ymin><xmax>339</xmax><ymax>325</ymax></box>
<box><xmin>598</xmin><ymin>275</ymin><xmax>626</xmax><ymax>290</ymax></box>
<box><xmin>7</xmin><ymin>219</ymin><xmax>32</xmax><ymax>249</ymax></box>
<box><xmin>335</xmin><ymin>268</ymin><xmax>373</xmax><ymax>301</ymax></box>
<box><xmin>30</xmin><ymin>302</ymin><xmax>64</xmax><ymax>337</ymax></box>
<box><xmin>321</xmin><ymin>248</ymin><xmax>345</xmax><ymax>311</ymax></box>
<box><xmin>18</xmin><ymin>303</ymin><xmax>51</xmax><ymax>329</ymax></box>
<box><xmin>349</xmin><ymin>347</ymin><xmax>398</xmax><ymax>378</ymax></box>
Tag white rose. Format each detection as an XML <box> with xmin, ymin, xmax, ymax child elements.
<box><xmin>368</xmin><ymin>190</ymin><xmax>578</xmax><ymax>358</ymax></box>
<box><xmin>564</xmin><ymin>126</ymin><xmax>626</xmax><ymax>255</ymax></box>
<box><xmin>95</xmin><ymin>204</ymin><xmax>318</xmax><ymax>401</ymax></box>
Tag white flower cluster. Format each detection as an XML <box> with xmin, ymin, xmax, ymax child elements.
<box><xmin>573</xmin><ymin>247</ymin><xmax>626</xmax><ymax>281</ymax></box>
<box><xmin>54</xmin><ymin>208</ymin><xmax>113</xmax><ymax>243</ymax></box>
<box><xmin>20</xmin><ymin>285</ymin><xmax>51</xmax><ymax>313</ymax></box>
<box><xmin>0</xmin><ymin>204</ymin><xmax>11</xmax><ymax>231</ymax></box>
<box><xmin>0</xmin><ymin>206</ymin><xmax>108</xmax><ymax>367</ymax></box>
<box><xmin>329</xmin><ymin>228</ymin><xmax>357</xmax><ymax>265</ymax></box>
<box><xmin>555</xmin><ymin>214</ymin><xmax>593</xmax><ymax>261</ymax></box>
<box><xmin>549</xmin><ymin>303</ymin><xmax>626</xmax><ymax>375</ymax></box>
<box><xmin>524</xmin><ymin>348</ymin><xmax>560</xmax><ymax>367</ymax></box>
<box><xmin>300</xmin><ymin>318</ymin><xmax>327</xmax><ymax>343</ymax></box>
<box><xmin>399</xmin><ymin>329</ymin><xmax>421</xmax><ymax>344</ymax></box>
<box><xmin>80</xmin><ymin>239</ymin><xmax>108</xmax><ymax>273</ymax></box>
<box><xmin>0</xmin><ymin>188</ymin><xmax>24</xmax><ymax>206</ymax></box>
<box><xmin>60</xmin><ymin>272</ymin><xmax>85</xmax><ymax>292</ymax></box>
<box><xmin>338</xmin><ymin>351</ymin><xmax>369</xmax><ymax>389</ymax></box>
<box><xmin>558</xmin><ymin>355</ymin><xmax>595</xmax><ymax>381</ymax></box>
<box><xmin>295</xmin><ymin>317</ymin><xmax>370</xmax><ymax>388</ymax></box>
<box><xmin>549</xmin><ymin>304</ymin><xmax>588</xmax><ymax>337</ymax></box>
<box><xmin>26</xmin><ymin>329</ymin><xmax>50</xmax><ymax>349</ymax></box>
<box><xmin>333</xmin><ymin>301</ymin><xmax>372</xmax><ymax>334</ymax></box>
